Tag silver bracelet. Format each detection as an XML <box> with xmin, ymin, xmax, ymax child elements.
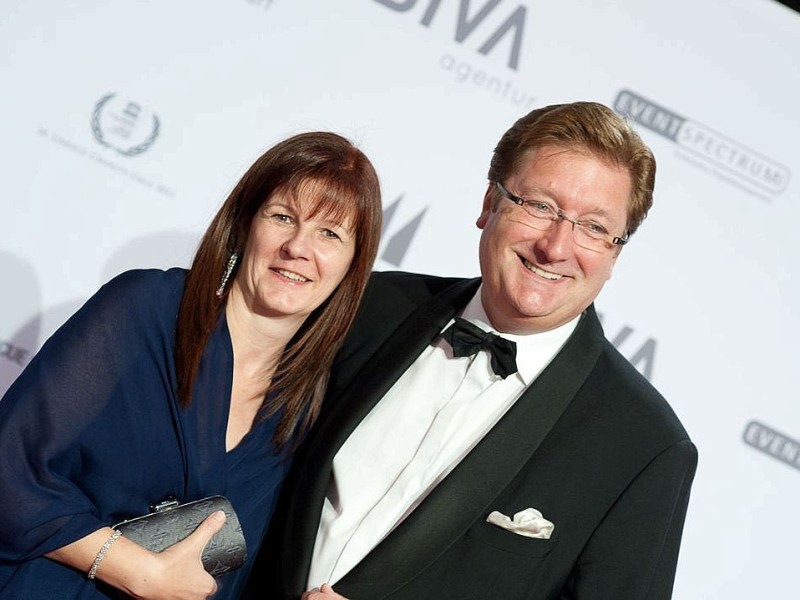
<box><xmin>87</xmin><ymin>529</ymin><xmax>122</xmax><ymax>580</ymax></box>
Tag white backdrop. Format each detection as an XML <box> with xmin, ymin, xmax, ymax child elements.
<box><xmin>1</xmin><ymin>1</ymin><xmax>799</xmax><ymax>597</ymax></box>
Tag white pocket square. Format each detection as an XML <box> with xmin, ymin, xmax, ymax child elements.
<box><xmin>486</xmin><ymin>507</ymin><xmax>555</xmax><ymax>539</ymax></box>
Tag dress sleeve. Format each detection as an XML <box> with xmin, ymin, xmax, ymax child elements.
<box><xmin>0</xmin><ymin>270</ymin><xmax>174</xmax><ymax>561</ymax></box>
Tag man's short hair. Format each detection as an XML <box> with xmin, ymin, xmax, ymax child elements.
<box><xmin>487</xmin><ymin>101</ymin><xmax>656</xmax><ymax>237</ymax></box>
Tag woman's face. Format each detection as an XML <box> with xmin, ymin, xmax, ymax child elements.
<box><xmin>232</xmin><ymin>187</ymin><xmax>356</xmax><ymax>326</ymax></box>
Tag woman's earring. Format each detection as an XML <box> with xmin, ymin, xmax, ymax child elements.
<box><xmin>215</xmin><ymin>252</ymin><xmax>239</xmax><ymax>298</ymax></box>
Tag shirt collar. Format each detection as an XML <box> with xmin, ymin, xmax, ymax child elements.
<box><xmin>453</xmin><ymin>285</ymin><xmax>580</xmax><ymax>385</ymax></box>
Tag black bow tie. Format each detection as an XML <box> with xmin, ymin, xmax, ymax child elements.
<box><xmin>441</xmin><ymin>317</ymin><xmax>518</xmax><ymax>379</ymax></box>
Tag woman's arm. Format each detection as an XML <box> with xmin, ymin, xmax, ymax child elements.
<box><xmin>45</xmin><ymin>512</ymin><xmax>226</xmax><ymax>600</ymax></box>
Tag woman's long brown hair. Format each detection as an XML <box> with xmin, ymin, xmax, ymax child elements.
<box><xmin>175</xmin><ymin>132</ymin><xmax>382</xmax><ymax>451</ymax></box>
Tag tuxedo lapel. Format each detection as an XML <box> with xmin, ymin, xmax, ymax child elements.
<box><xmin>336</xmin><ymin>307</ymin><xmax>606</xmax><ymax>598</ymax></box>
<box><xmin>280</xmin><ymin>277</ymin><xmax>481</xmax><ymax>593</ymax></box>
<box><xmin>311</xmin><ymin>277</ymin><xmax>481</xmax><ymax>460</ymax></box>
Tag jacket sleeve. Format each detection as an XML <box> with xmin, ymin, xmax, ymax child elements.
<box><xmin>563</xmin><ymin>438</ymin><xmax>698</xmax><ymax>599</ymax></box>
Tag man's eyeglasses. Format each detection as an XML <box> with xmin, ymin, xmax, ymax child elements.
<box><xmin>494</xmin><ymin>181</ymin><xmax>629</xmax><ymax>252</ymax></box>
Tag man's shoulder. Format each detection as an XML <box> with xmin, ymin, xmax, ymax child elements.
<box><xmin>591</xmin><ymin>336</ymin><xmax>692</xmax><ymax>444</ymax></box>
<box><xmin>354</xmin><ymin>271</ymin><xmax>480</xmax><ymax>332</ymax></box>
<box><xmin>366</xmin><ymin>270</ymin><xmax>473</xmax><ymax>303</ymax></box>
<box><xmin>560</xmin><ymin>309</ymin><xmax>691</xmax><ymax>445</ymax></box>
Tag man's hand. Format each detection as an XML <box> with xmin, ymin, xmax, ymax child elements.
<box><xmin>301</xmin><ymin>583</ymin><xmax>348</xmax><ymax>599</ymax></box>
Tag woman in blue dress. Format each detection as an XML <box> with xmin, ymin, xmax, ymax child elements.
<box><xmin>0</xmin><ymin>131</ymin><xmax>383</xmax><ymax>599</ymax></box>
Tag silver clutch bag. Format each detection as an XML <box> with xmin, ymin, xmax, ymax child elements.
<box><xmin>113</xmin><ymin>495</ymin><xmax>247</xmax><ymax>577</ymax></box>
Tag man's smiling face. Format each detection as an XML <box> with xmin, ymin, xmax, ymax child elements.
<box><xmin>476</xmin><ymin>145</ymin><xmax>632</xmax><ymax>334</ymax></box>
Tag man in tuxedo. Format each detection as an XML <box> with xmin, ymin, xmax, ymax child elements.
<box><xmin>253</xmin><ymin>101</ymin><xmax>697</xmax><ymax>599</ymax></box>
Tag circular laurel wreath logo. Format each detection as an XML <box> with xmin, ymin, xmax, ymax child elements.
<box><xmin>91</xmin><ymin>93</ymin><xmax>160</xmax><ymax>157</ymax></box>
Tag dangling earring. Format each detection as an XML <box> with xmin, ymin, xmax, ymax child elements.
<box><xmin>215</xmin><ymin>252</ymin><xmax>238</xmax><ymax>298</ymax></box>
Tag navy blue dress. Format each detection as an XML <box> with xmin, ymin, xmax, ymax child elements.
<box><xmin>0</xmin><ymin>268</ymin><xmax>293</xmax><ymax>599</ymax></box>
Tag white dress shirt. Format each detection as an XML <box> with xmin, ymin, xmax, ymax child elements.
<box><xmin>307</xmin><ymin>287</ymin><xmax>579</xmax><ymax>589</ymax></box>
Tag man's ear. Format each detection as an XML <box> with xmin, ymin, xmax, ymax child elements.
<box><xmin>476</xmin><ymin>183</ymin><xmax>495</xmax><ymax>229</ymax></box>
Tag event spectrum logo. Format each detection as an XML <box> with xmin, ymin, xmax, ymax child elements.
<box><xmin>743</xmin><ymin>421</ymin><xmax>800</xmax><ymax>473</ymax></box>
<box><xmin>614</xmin><ymin>90</ymin><xmax>790</xmax><ymax>200</ymax></box>
<box><xmin>91</xmin><ymin>93</ymin><xmax>160</xmax><ymax>157</ymax></box>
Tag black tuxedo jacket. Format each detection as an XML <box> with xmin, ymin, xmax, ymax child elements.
<box><xmin>253</xmin><ymin>272</ymin><xmax>697</xmax><ymax>599</ymax></box>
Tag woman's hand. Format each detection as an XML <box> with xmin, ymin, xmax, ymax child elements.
<box><xmin>301</xmin><ymin>583</ymin><xmax>349</xmax><ymax>599</ymax></box>
<box><xmin>47</xmin><ymin>511</ymin><xmax>227</xmax><ymax>599</ymax></box>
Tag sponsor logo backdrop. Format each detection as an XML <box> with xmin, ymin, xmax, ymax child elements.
<box><xmin>1</xmin><ymin>0</ymin><xmax>798</xmax><ymax>596</ymax></box>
